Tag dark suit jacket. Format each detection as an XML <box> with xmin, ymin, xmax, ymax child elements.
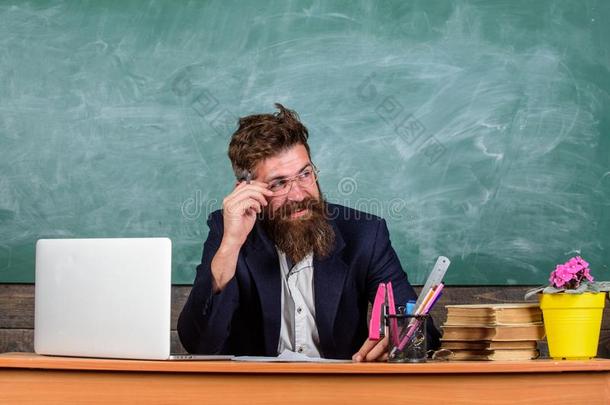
<box><xmin>178</xmin><ymin>203</ymin><xmax>440</xmax><ymax>359</ymax></box>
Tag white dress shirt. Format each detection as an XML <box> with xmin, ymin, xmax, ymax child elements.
<box><xmin>276</xmin><ymin>250</ymin><xmax>322</xmax><ymax>357</ymax></box>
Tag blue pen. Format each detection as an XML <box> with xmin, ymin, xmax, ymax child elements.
<box><xmin>405</xmin><ymin>300</ymin><xmax>416</xmax><ymax>315</ymax></box>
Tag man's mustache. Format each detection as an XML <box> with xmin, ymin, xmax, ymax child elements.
<box><xmin>264</xmin><ymin>198</ymin><xmax>322</xmax><ymax>220</ymax></box>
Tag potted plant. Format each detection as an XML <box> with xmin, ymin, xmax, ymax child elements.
<box><xmin>525</xmin><ymin>256</ymin><xmax>610</xmax><ymax>360</ymax></box>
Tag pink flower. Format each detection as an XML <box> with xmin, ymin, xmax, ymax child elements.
<box><xmin>583</xmin><ymin>268</ymin><xmax>594</xmax><ymax>282</ymax></box>
<box><xmin>554</xmin><ymin>265</ymin><xmax>574</xmax><ymax>282</ymax></box>
<box><xmin>549</xmin><ymin>273</ymin><xmax>566</xmax><ymax>288</ymax></box>
<box><xmin>576</xmin><ymin>256</ymin><xmax>590</xmax><ymax>268</ymax></box>
<box><xmin>549</xmin><ymin>256</ymin><xmax>595</xmax><ymax>289</ymax></box>
<box><xmin>565</xmin><ymin>259</ymin><xmax>583</xmax><ymax>274</ymax></box>
<box><xmin>550</xmin><ymin>266</ymin><xmax>573</xmax><ymax>288</ymax></box>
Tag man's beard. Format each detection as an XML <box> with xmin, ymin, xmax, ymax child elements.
<box><xmin>261</xmin><ymin>196</ymin><xmax>335</xmax><ymax>264</ymax></box>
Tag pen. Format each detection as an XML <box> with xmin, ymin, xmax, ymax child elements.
<box><xmin>420</xmin><ymin>283</ymin><xmax>444</xmax><ymax>315</ymax></box>
<box><xmin>416</xmin><ymin>286</ymin><xmax>437</xmax><ymax>315</ymax></box>
<box><xmin>240</xmin><ymin>170</ymin><xmax>252</xmax><ymax>184</ymax></box>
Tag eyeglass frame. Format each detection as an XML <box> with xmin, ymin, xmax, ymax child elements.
<box><xmin>265</xmin><ymin>163</ymin><xmax>320</xmax><ymax>195</ymax></box>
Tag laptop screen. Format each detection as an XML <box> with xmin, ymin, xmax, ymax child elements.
<box><xmin>34</xmin><ymin>238</ymin><xmax>172</xmax><ymax>360</ymax></box>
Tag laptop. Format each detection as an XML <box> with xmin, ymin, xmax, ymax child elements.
<box><xmin>34</xmin><ymin>237</ymin><xmax>231</xmax><ymax>361</ymax></box>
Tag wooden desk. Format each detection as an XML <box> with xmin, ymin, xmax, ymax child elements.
<box><xmin>1</xmin><ymin>353</ymin><xmax>609</xmax><ymax>404</ymax></box>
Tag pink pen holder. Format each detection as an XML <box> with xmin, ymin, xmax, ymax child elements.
<box><xmin>387</xmin><ymin>314</ymin><xmax>428</xmax><ymax>363</ymax></box>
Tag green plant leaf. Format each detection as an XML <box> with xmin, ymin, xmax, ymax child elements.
<box><xmin>588</xmin><ymin>282</ymin><xmax>601</xmax><ymax>293</ymax></box>
<box><xmin>595</xmin><ymin>281</ymin><xmax>610</xmax><ymax>292</ymax></box>
<box><xmin>542</xmin><ymin>286</ymin><xmax>565</xmax><ymax>294</ymax></box>
<box><xmin>524</xmin><ymin>286</ymin><xmax>545</xmax><ymax>300</ymax></box>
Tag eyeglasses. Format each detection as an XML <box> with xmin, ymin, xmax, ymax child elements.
<box><xmin>267</xmin><ymin>165</ymin><xmax>319</xmax><ymax>196</ymax></box>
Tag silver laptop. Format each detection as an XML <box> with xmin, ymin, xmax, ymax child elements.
<box><xmin>34</xmin><ymin>238</ymin><xmax>231</xmax><ymax>361</ymax></box>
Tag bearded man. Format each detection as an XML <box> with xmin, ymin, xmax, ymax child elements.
<box><xmin>177</xmin><ymin>104</ymin><xmax>440</xmax><ymax>361</ymax></box>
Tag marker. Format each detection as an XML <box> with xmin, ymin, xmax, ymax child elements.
<box><xmin>405</xmin><ymin>300</ymin><xmax>416</xmax><ymax>315</ymax></box>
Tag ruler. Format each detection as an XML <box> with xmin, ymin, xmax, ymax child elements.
<box><xmin>414</xmin><ymin>256</ymin><xmax>451</xmax><ymax>309</ymax></box>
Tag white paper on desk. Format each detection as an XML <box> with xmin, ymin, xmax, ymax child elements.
<box><xmin>233</xmin><ymin>349</ymin><xmax>350</xmax><ymax>363</ymax></box>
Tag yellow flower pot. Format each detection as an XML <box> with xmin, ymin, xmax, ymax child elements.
<box><xmin>539</xmin><ymin>292</ymin><xmax>606</xmax><ymax>360</ymax></box>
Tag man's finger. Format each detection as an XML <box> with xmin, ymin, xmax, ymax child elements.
<box><xmin>242</xmin><ymin>198</ymin><xmax>262</xmax><ymax>214</ymax></box>
<box><xmin>353</xmin><ymin>336</ymin><xmax>388</xmax><ymax>362</ymax></box>
<box><xmin>364</xmin><ymin>337</ymin><xmax>388</xmax><ymax>362</ymax></box>
<box><xmin>235</xmin><ymin>180</ymin><xmax>273</xmax><ymax>193</ymax></box>
<box><xmin>225</xmin><ymin>190</ymin><xmax>269</xmax><ymax>212</ymax></box>
<box><xmin>352</xmin><ymin>338</ymin><xmax>377</xmax><ymax>362</ymax></box>
<box><xmin>231</xmin><ymin>185</ymin><xmax>273</xmax><ymax>200</ymax></box>
<box><xmin>226</xmin><ymin>198</ymin><xmax>262</xmax><ymax>216</ymax></box>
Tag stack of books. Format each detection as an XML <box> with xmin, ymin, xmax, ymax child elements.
<box><xmin>440</xmin><ymin>303</ymin><xmax>544</xmax><ymax>360</ymax></box>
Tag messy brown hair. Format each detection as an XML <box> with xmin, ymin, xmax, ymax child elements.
<box><xmin>228</xmin><ymin>103</ymin><xmax>310</xmax><ymax>178</ymax></box>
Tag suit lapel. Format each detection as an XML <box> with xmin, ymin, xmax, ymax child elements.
<box><xmin>244</xmin><ymin>222</ymin><xmax>281</xmax><ymax>356</ymax></box>
<box><xmin>245</xmin><ymin>215</ymin><xmax>348</xmax><ymax>357</ymax></box>
<box><xmin>313</xmin><ymin>220</ymin><xmax>348</xmax><ymax>357</ymax></box>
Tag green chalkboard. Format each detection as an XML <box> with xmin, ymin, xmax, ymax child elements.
<box><xmin>1</xmin><ymin>0</ymin><xmax>609</xmax><ymax>285</ymax></box>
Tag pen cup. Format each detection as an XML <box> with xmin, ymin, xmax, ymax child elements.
<box><xmin>386</xmin><ymin>314</ymin><xmax>428</xmax><ymax>363</ymax></box>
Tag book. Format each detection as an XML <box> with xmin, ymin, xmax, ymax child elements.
<box><xmin>444</xmin><ymin>303</ymin><xmax>542</xmax><ymax>325</ymax></box>
<box><xmin>445</xmin><ymin>303</ymin><xmax>542</xmax><ymax>323</ymax></box>
<box><xmin>448</xmin><ymin>349</ymin><xmax>539</xmax><ymax>361</ymax></box>
<box><xmin>440</xmin><ymin>340</ymin><xmax>538</xmax><ymax>351</ymax></box>
<box><xmin>441</xmin><ymin>324</ymin><xmax>545</xmax><ymax>341</ymax></box>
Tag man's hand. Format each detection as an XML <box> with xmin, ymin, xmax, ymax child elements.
<box><xmin>352</xmin><ymin>336</ymin><xmax>389</xmax><ymax>362</ymax></box>
<box><xmin>221</xmin><ymin>180</ymin><xmax>273</xmax><ymax>247</ymax></box>
<box><xmin>211</xmin><ymin>181</ymin><xmax>274</xmax><ymax>293</ymax></box>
